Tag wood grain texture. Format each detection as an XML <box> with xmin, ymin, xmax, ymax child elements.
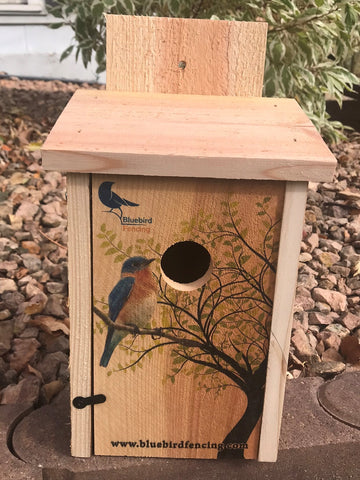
<box><xmin>258</xmin><ymin>181</ymin><xmax>308</xmax><ymax>462</ymax></box>
<box><xmin>64</xmin><ymin>13</ymin><xmax>270</xmax><ymax>461</ymax></box>
<box><xmin>106</xmin><ymin>15</ymin><xmax>267</xmax><ymax>96</ymax></box>
<box><xmin>41</xmin><ymin>90</ymin><xmax>336</xmax><ymax>182</ymax></box>
<box><xmin>67</xmin><ymin>173</ymin><xmax>92</xmax><ymax>457</ymax></box>
<box><xmin>92</xmin><ymin>175</ymin><xmax>285</xmax><ymax>459</ymax></box>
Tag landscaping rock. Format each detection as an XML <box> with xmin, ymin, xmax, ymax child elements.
<box><xmin>312</xmin><ymin>288</ymin><xmax>347</xmax><ymax>312</ymax></box>
<box><xmin>8</xmin><ymin>338</ymin><xmax>41</xmax><ymax>373</ymax></box>
<box><xmin>0</xmin><ymin>278</ymin><xmax>17</xmax><ymax>294</ymax></box>
<box><xmin>0</xmin><ymin>320</ymin><xmax>14</xmax><ymax>356</ymax></box>
<box><xmin>340</xmin><ymin>312</ymin><xmax>360</xmax><ymax>331</ymax></box>
<box><xmin>307</xmin><ymin>360</ymin><xmax>346</xmax><ymax>379</ymax></box>
<box><xmin>291</xmin><ymin>328</ymin><xmax>319</xmax><ymax>362</ymax></box>
<box><xmin>0</xmin><ymin>375</ymin><xmax>41</xmax><ymax>405</ymax></box>
<box><xmin>1</xmin><ymin>75</ymin><xmax>359</xmax><ymax>408</ymax></box>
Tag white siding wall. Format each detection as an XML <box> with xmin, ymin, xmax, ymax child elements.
<box><xmin>0</xmin><ymin>16</ymin><xmax>106</xmax><ymax>83</ymax></box>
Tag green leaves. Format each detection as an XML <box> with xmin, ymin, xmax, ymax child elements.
<box><xmin>48</xmin><ymin>0</ymin><xmax>359</xmax><ymax>141</ymax></box>
<box><xmin>59</xmin><ymin>45</ymin><xmax>74</xmax><ymax>62</ymax></box>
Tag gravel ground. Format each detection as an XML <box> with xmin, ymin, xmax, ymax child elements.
<box><xmin>0</xmin><ymin>76</ymin><xmax>359</xmax><ymax>407</ymax></box>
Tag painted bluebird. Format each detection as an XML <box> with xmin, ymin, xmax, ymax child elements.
<box><xmin>98</xmin><ymin>181</ymin><xmax>139</xmax><ymax>224</ymax></box>
<box><xmin>100</xmin><ymin>256</ymin><xmax>157</xmax><ymax>367</ymax></box>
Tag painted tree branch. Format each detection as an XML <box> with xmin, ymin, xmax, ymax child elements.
<box><xmin>93</xmin><ymin>305</ymin><xmax>252</xmax><ymax>388</ymax></box>
<box><xmin>93</xmin><ymin>305</ymin><xmax>202</xmax><ymax>349</ymax></box>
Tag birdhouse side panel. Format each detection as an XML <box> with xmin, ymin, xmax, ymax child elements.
<box><xmin>91</xmin><ymin>174</ymin><xmax>285</xmax><ymax>459</ymax></box>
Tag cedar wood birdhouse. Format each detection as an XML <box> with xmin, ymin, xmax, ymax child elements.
<box><xmin>41</xmin><ymin>15</ymin><xmax>336</xmax><ymax>462</ymax></box>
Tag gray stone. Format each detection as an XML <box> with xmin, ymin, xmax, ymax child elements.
<box><xmin>14</xmin><ymin>230</ymin><xmax>32</xmax><ymax>241</ymax></box>
<box><xmin>306</xmin><ymin>331</ymin><xmax>318</xmax><ymax>350</ymax></box>
<box><xmin>319</xmin><ymin>238</ymin><xmax>342</xmax><ymax>253</ymax></box>
<box><xmin>340</xmin><ymin>312</ymin><xmax>360</xmax><ymax>331</ymax></box>
<box><xmin>14</xmin><ymin>200</ymin><xmax>39</xmax><ymax>219</ymax></box>
<box><xmin>314</xmin><ymin>301</ymin><xmax>332</xmax><ymax>313</ymax></box>
<box><xmin>23</xmin><ymin>292</ymin><xmax>48</xmax><ymax>314</ymax></box>
<box><xmin>346</xmin><ymin>277</ymin><xmax>360</xmax><ymax>289</ymax></box>
<box><xmin>292</xmin><ymin>311</ymin><xmax>309</xmax><ymax>332</ymax></box>
<box><xmin>9</xmin><ymin>338</ymin><xmax>41</xmax><ymax>373</ymax></box>
<box><xmin>41</xmin><ymin>213</ymin><xmax>62</xmax><ymax>228</ymax></box>
<box><xmin>40</xmin><ymin>379</ymin><xmax>65</xmax><ymax>404</ymax></box>
<box><xmin>17</xmin><ymin>274</ymin><xmax>33</xmax><ymax>287</ymax></box>
<box><xmin>0</xmin><ymin>309</ymin><xmax>11</xmax><ymax>321</ymax></box>
<box><xmin>317</xmin><ymin>331</ymin><xmax>341</xmax><ymax>351</ymax></box>
<box><xmin>337</xmin><ymin>277</ymin><xmax>352</xmax><ymax>295</ymax></box>
<box><xmin>348</xmin><ymin>296</ymin><xmax>360</xmax><ymax>308</ymax></box>
<box><xmin>304</xmin><ymin>232</ymin><xmax>319</xmax><ymax>252</ymax></box>
<box><xmin>316</xmin><ymin>339</ymin><xmax>325</xmax><ymax>356</ymax></box>
<box><xmin>44</xmin><ymin>171</ymin><xmax>63</xmax><ymax>188</ymax></box>
<box><xmin>322</xmin><ymin>347</ymin><xmax>344</xmax><ymax>362</ymax></box>
<box><xmin>19</xmin><ymin>327</ymin><xmax>39</xmax><ymax>338</ymax></box>
<box><xmin>0</xmin><ymin>200</ymin><xmax>13</xmax><ymax>219</ymax></box>
<box><xmin>24</xmin><ymin>279</ymin><xmax>44</xmax><ymax>298</ymax></box>
<box><xmin>294</xmin><ymin>286</ymin><xmax>315</xmax><ymax>311</ymax></box>
<box><xmin>38</xmin><ymin>333</ymin><xmax>69</xmax><ymax>354</ymax></box>
<box><xmin>299</xmin><ymin>252</ymin><xmax>312</xmax><ymax>263</ymax></box>
<box><xmin>41</xmin><ymin>200</ymin><xmax>63</xmax><ymax>216</ymax></box>
<box><xmin>0</xmin><ymin>357</ymin><xmax>8</xmax><ymax>376</ymax></box>
<box><xmin>2</xmin><ymin>291</ymin><xmax>25</xmax><ymax>312</ymax></box>
<box><xmin>13</xmin><ymin>313</ymin><xmax>30</xmax><ymax>336</ymax></box>
<box><xmin>324</xmin><ymin>323</ymin><xmax>351</xmax><ymax>338</ymax></box>
<box><xmin>317</xmin><ymin>278</ymin><xmax>336</xmax><ymax>289</ymax></box>
<box><xmin>298</xmin><ymin>263</ymin><xmax>318</xmax><ymax>276</ymax></box>
<box><xmin>21</xmin><ymin>253</ymin><xmax>42</xmax><ymax>273</ymax></box>
<box><xmin>0</xmin><ymin>237</ymin><xmax>19</xmax><ymax>252</ymax></box>
<box><xmin>0</xmin><ymin>260</ymin><xmax>18</xmax><ymax>275</ymax></box>
<box><xmin>58</xmin><ymin>362</ymin><xmax>69</xmax><ymax>382</ymax></box>
<box><xmin>42</xmin><ymin>257</ymin><xmax>63</xmax><ymax>279</ymax></box>
<box><xmin>9</xmin><ymin>171</ymin><xmax>31</xmax><ymax>186</ymax></box>
<box><xmin>3</xmin><ymin>369</ymin><xmax>17</xmax><ymax>385</ymax></box>
<box><xmin>43</xmin><ymin>295</ymin><xmax>66</xmax><ymax>318</ymax></box>
<box><xmin>307</xmin><ymin>360</ymin><xmax>346</xmax><ymax>378</ymax></box>
<box><xmin>36</xmin><ymin>352</ymin><xmax>69</xmax><ymax>383</ymax></box>
<box><xmin>297</xmin><ymin>272</ymin><xmax>318</xmax><ymax>290</ymax></box>
<box><xmin>0</xmin><ymin>320</ymin><xmax>14</xmax><ymax>355</ymax></box>
<box><xmin>330</xmin><ymin>265</ymin><xmax>351</xmax><ymax>277</ymax></box>
<box><xmin>291</xmin><ymin>328</ymin><xmax>318</xmax><ymax>362</ymax></box>
<box><xmin>317</xmin><ymin>251</ymin><xmax>341</xmax><ymax>267</ymax></box>
<box><xmin>0</xmin><ymin>278</ymin><xmax>17</xmax><ymax>294</ymax></box>
<box><xmin>341</xmin><ymin>245</ymin><xmax>357</xmax><ymax>260</ymax></box>
<box><xmin>0</xmin><ymin>376</ymin><xmax>41</xmax><ymax>405</ymax></box>
<box><xmin>328</xmin><ymin>205</ymin><xmax>348</xmax><ymax>218</ymax></box>
<box><xmin>312</xmin><ymin>288</ymin><xmax>347</xmax><ymax>312</ymax></box>
<box><xmin>46</xmin><ymin>282</ymin><xmax>65</xmax><ymax>294</ymax></box>
<box><xmin>308</xmin><ymin>312</ymin><xmax>338</xmax><ymax>326</ymax></box>
<box><xmin>309</xmin><ymin>325</ymin><xmax>321</xmax><ymax>335</ymax></box>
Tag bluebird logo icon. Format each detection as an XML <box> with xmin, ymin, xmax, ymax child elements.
<box><xmin>98</xmin><ymin>181</ymin><xmax>152</xmax><ymax>229</ymax></box>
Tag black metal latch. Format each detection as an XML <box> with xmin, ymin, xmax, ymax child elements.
<box><xmin>72</xmin><ymin>394</ymin><xmax>106</xmax><ymax>409</ymax></box>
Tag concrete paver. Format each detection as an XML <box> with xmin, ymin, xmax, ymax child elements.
<box><xmin>1</xmin><ymin>373</ymin><xmax>359</xmax><ymax>479</ymax></box>
<box><xmin>318</xmin><ymin>371</ymin><xmax>360</xmax><ymax>429</ymax></box>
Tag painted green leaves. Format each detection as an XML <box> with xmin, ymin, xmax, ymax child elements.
<box><xmin>94</xmin><ymin>197</ymin><xmax>281</xmax><ymax>393</ymax></box>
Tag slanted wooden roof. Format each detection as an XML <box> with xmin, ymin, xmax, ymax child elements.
<box><xmin>42</xmin><ymin>89</ymin><xmax>336</xmax><ymax>182</ymax></box>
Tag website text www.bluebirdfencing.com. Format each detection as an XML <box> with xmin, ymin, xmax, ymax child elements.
<box><xmin>111</xmin><ymin>439</ymin><xmax>248</xmax><ymax>451</ymax></box>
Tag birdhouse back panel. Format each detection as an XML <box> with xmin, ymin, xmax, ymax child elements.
<box><xmin>92</xmin><ymin>174</ymin><xmax>285</xmax><ymax>459</ymax></box>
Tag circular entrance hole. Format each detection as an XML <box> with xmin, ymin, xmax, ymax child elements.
<box><xmin>160</xmin><ymin>241</ymin><xmax>212</xmax><ymax>291</ymax></box>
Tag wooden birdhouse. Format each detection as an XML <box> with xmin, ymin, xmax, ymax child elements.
<box><xmin>41</xmin><ymin>15</ymin><xmax>336</xmax><ymax>462</ymax></box>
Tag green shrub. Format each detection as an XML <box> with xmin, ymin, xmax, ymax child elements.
<box><xmin>49</xmin><ymin>0</ymin><xmax>360</xmax><ymax>143</ymax></box>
